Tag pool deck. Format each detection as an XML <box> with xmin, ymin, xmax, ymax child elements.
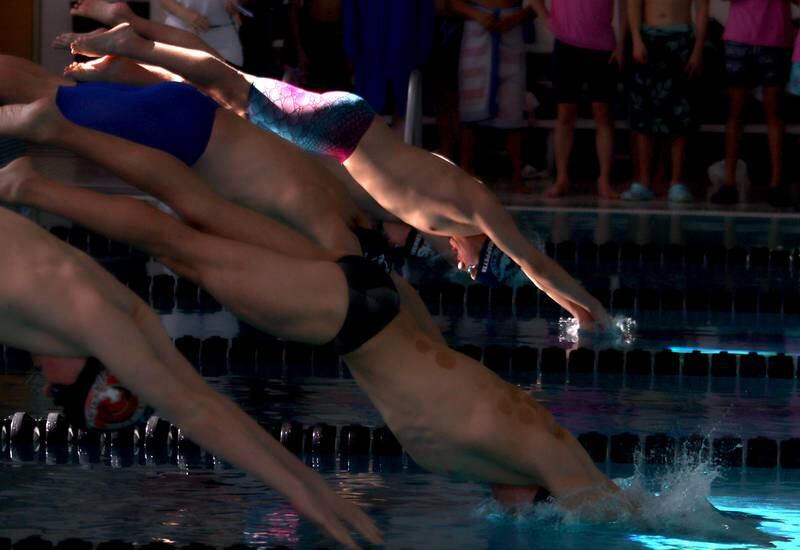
<box><xmin>20</xmin><ymin>145</ymin><xmax>800</xmax><ymax>226</ymax></box>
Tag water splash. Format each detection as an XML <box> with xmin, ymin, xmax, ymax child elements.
<box><xmin>558</xmin><ymin>315</ymin><xmax>638</xmax><ymax>346</ymax></box>
<box><xmin>475</xmin><ymin>443</ymin><xmax>784</xmax><ymax>548</ymax></box>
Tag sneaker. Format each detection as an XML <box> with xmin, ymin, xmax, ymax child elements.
<box><xmin>767</xmin><ymin>185</ymin><xmax>793</xmax><ymax>208</ymax></box>
<box><xmin>620</xmin><ymin>182</ymin><xmax>655</xmax><ymax>201</ymax></box>
<box><xmin>710</xmin><ymin>185</ymin><xmax>738</xmax><ymax>205</ymax></box>
<box><xmin>667</xmin><ymin>183</ymin><xmax>693</xmax><ymax>203</ymax></box>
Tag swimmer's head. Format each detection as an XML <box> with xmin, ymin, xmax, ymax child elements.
<box><xmin>35</xmin><ymin>354</ymin><xmax>152</xmax><ymax>431</ymax></box>
<box><xmin>449</xmin><ymin>234</ymin><xmax>488</xmax><ymax>278</ymax></box>
<box><xmin>451</xmin><ymin>235</ymin><xmax>523</xmax><ymax>288</ymax></box>
<box><xmin>491</xmin><ymin>484</ymin><xmax>551</xmax><ymax>511</ymax></box>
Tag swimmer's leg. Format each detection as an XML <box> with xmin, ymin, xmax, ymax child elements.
<box><xmin>71</xmin><ymin>23</ymin><xmax>250</xmax><ymax>113</ymax></box>
<box><xmin>0</xmin><ymin>99</ymin><xmax>331</xmax><ymax>262</ymax></box>
<box><xmin>70</xmin><ymin>0</ymin><xmax>220</xmax><ymax>57</ymax></box>
<box><xmin>0</xmin><ymin>55</ymin><xmax>70</xmax><ymax>104</ymax></box>
<box><xmin>1</xmin><ymin>157</ymin><xmax>349</xmax><ymax>345</ymax></box>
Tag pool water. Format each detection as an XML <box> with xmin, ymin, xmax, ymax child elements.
<box><xmin>1</xmin><ymin>458</ymin><xmax>799</xmax><ymax>549</ymax></box>
<box><xmin>2</xmin><ymin>208</ymin><xmax>800</xmax><ymax>548</ymax></box>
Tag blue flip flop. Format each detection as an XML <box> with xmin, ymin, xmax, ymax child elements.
<box><xmin>620</xmin><ymin>182</ymin><xmax>654</xmax><ymax>201</ymax></box>
<box><xmin>667</xmin><ymin>183</ymin><xmax>693</xmax><ymax>203</ymax></box>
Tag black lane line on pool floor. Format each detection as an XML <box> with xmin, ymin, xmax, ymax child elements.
<box><xmin>4</xmin><ymin>343</ymin><xmax>796</xmax><ymax>382</ymax></box>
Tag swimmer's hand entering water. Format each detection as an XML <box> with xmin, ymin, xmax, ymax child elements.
<box><xmin>285</xmin><ymin>468</ymin><xmax>385</xmax><ymax>549</ymax></box>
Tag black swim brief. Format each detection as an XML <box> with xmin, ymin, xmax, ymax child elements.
<box><xmin>330</xmin><ymin>255</ymin><xmax>401</xmax><ymax>355</ymax></box>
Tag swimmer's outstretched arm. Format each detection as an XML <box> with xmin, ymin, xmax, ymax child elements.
<box><xmin>502</xmin><ymin>428</ymin><xmax>629</xmax><ymax>519</ymax></box>
<box><xmin>467</xmin><ymin>185</ymin><xmax>609</xmax><ymax>327</ymax></box>
<box><xmin>350</xmin><ymin>123</ymin><xmax>611</xmax><ymax>328</ymax></box>
<box><xmin>74</xmin><ymin>288</ymin><xmax>381</xmax><ymax>548</ymax></box>
<box><xmin>476</xmin><ymin>394</ymin><xmax>628</xmax><ymax>518</ymax></box>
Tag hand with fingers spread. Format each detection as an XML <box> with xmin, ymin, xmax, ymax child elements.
<box><xmin>526</xmin><ymin>263</ymin><xmax>611</xmax><ymax>331</ymax></box>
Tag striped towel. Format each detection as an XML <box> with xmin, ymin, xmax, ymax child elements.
<box><xmin>458</xmin><ymin>5</ymin><xmax>526</xmax><ymax>128</ymax></box>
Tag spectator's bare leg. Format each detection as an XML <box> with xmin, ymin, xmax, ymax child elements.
<box><xmin>635</xmin><ymin>131</ymin><xmax>653</xmax><ymax>189</ymax></box>
<box><xmin>670</xmin><ymin>136</ymin><xmax>687</xmax><ymax>185</ymax></box>
<box><xmin>763</xmin><ymin>86</ymin><xmax>784</xmax><ymax>188</ymax></box>
<box><xmin>460</xmin><ymin>125</ymin><xmax>477</xmax><ymax>176</ymax></box>
<box><xmin>507</xmin><ymin>129</ymin><xmax>524</xmax><ymax>192</ymax></box>
<box><xmin>724</xmin><ymin>88</ymin><xmax>748</xmax><ymax>188</ymax></box>
<box><xmin>545</xmin><ymin>102</ymin><xmax>577</xmax><ymax>198</ymax></box>
<box><xmin>592</xmin><ymin>101</ymin><xmax>617</xmax><ymax>199</ymax></box>
<box><xmin>436</xmin><ymin>90</ymin><xmax>460</xmax><ymax>159</ymax></box>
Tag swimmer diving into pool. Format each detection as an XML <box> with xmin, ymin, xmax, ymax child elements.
<box><xmin>0</xmin><ymin>53</ymin><xmax>606</xmax><ymax>333</ymax></box>
<box><xmin>0</xmin><ymin>98</ymin><xmax>628</xmax><ymax>518</ymax></box>
<box><xmin>55</xmin><ymin>1</ymin><xmax>610</xmax><ymax>330</ymax></box>
<box><xmin>0</xmin><ymin>203</ymin><xmax>382</xmax><ymax>550</ymax></box>
<box><xmin>0</xmin><ymin>53</ymin><xmax>446</xmax><ymax>341</ymax></box>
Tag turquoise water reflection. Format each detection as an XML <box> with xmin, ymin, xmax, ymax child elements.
<box><xmin>631</xmin><ymin>496</ymin><xmax>800</xmax><ymax>549</ymax></box>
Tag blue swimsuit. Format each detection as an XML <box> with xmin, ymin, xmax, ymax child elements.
<box><xmin>56</xmin><ymin>81</ymin><xmax>219</xmax><ymax>166</ymax></box>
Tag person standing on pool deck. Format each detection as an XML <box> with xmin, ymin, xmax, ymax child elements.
<box><xmin>529</xmin><ymin>0</ymin><xmax>627</xmax><ymax>200</ymax></box>
<box><xmin>288</xmin><ymin>0</ymin><xmax>351</xmax><ymax>91</ymax></box>
<box><xmin>60</xmin><ymin>2</ymin><xmax>610</xmax><ymax>330</ymax></box>
<box><xmin>342</xmin><ymin>0</ymin><xmax>435</xmax><ymax>134</ymax></box>
<box><xmin>1</xmin><ymin>53</ymin><xmax>594</xmax><ymax>338</ymax></box>
<box><xmin>711</xmin><ymin>0</ymin><xmax>794</xmax><ymax>207</ymax></box>
<box><xmin>160</xmin><ymin>0</ymin><xmax>243</xmax><ymax>67</ymax></box>
<box><xmin>621</xmin><ymin>0</ymin><xmax>708</xmax><ymax>204</ymax></box>
<box><xmin>451</xmin><ymin>0</ymin><xmax>532</xmax><ymax>192</ymax></box>
<box><xmin>0</xmin><ymin>97</ymin><xmax>630</xmax><ymax>518</ymax></box>
<box><xmin>0</xmin><ymin>202</ymin><xmax>382</xmax><ymax>549</ymax></box>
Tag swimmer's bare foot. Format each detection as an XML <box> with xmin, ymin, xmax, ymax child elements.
<box><xmin>544</xmin><ymin>180</ymin><xmax>570</xmax><ymax>198</ymax></box>
<box><xmin>0</xmin><ymin>157</ymin><xmax>37</xmax><ymax>204</ymax></box>
<box><xmin>70</xmin><ymin>0</ymin><xmax>132</xmax><ymax>26</ymax></box>
<box><xmin>64</xmin><ymin>55</ymin><xmax>143</xmax><ymax>84</ymax></box>
<box><xmin>597</xmin><ymin>179</ymin><xmax>618</xmax><ymax>200</ymax></box>
<box><xmin>71</xmin><ymin>22</ymin><xmax>140</xmax><ymax>59</ymax></box>
<box><xmin>52</xmin><ymin>28</ymin><xmax>105</xmax><ymax>50</ymax></box>
<box><xmin>0</xmin><ymin>99</ymin><xmax>64</xmax><ymax>145</ymax></box>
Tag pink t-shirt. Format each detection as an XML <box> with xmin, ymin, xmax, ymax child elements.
<box><xmin>551</xmin><ymin>0</ymin><xmax>616</xmax><ymax>52</ymax></box>
<box><xmin>723</xmin><ymin>0</ymin><xmax>794</xmax><ymax>49</ymax></box>
<box><xmin>794</xmin><ymin>29</ymin><xmax>800</xmax><ymax>62</ymax></box>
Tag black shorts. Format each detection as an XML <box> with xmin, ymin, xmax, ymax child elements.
<box><xmin>552</xmin><ymin>39</ymin><xmax>616</xmax><ymax>104</ymax></box>
<box><xmin>331</xmin><ymin>255</ymin><xmax>400</xmax><ymax>355</ymax></box>
<box><xmin>724</xmin><ymin>41</ymin><xmax>791</xmax><ymax>89</ymax></box>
